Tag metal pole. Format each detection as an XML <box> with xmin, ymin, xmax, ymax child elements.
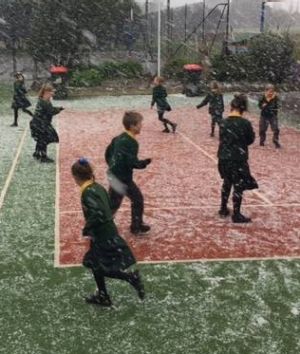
<box><xmin>224</xmin><ymin>0</ymin><xmax>230</xmax><ymax>55</ymax></box>
<box><xmin>260</xmin><ymin>0</ymin><xmax>266</xmax><ymax>32</ymax></box>
<box><xmin>202</xmin><ymin>0</ymin><xmax>205</xmax><ymax>42</ymax></box>
<box><xmin>157</xmin><ymin>0</ymin><xmax>161</xmax><ymax>76</ymax></box>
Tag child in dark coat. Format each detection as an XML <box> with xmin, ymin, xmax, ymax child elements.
<box><xmin>30</xmin><ymin>83</ymin><xmax>64</xmax><ymax>163</ymax></box>
<box><xmin>218</xmin><ymin>94</ymin><xmax>258</xmax><ymax>223</ymax></box>
<box><xmin>105</xmin><ymin>111</ymin><xmax>151</xmax><ymax>235</ymax></box>
<box><xmin>151</xmin><ymin>76</ymin><xmax>177</xmax><ymax>133</ymax></box>
<box><xmin>258</xmin><ymin>84</ymin><xmax>281</xmax><ymax>148</ymax></box>
<box><xmin>71</xmin><ymin>158</ymin><xmax>145</xmax><ymax>307</ymax></box>
<box><xmin>11</xmin><ymin>72</ymin><xmax>33</xmax><ymax>127</ymax></box>
<box><xmin>196</xmin><ymin>81</ymin><xmax>224</xmax><ymax>137</ymax></box>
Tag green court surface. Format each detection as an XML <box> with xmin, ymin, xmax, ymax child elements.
<box><xmin>0</xmin><ymin>93</ymin><xmax>299</xmax><ymax>354</ymax></box>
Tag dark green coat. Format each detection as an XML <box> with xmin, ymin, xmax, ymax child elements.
<box><xmin>11</xmin><ymin>81</ymin><xmax>31</xmax><ymax>109</ymax></box>
<box><xmin>151</xmin><ymin>85</ymin><xmax>171</xmax><ymax>111</ymax></box>
<box><xmin>105</xmin><ymin>132</ymin><xmax>149</xmax><ymax>183</ymax></box>
<box><xmin>258</xmin><ymin>94</ymin><xmax>280</xmax><ymax>119</ymax></box>
<box><xmin>218</xmin><ymin>115</ymin><xmax>255</xmax><ymax>162</ymax></box>
<box><xmin>30</xmin><ymin>99</ymin><xmax>62</xmax><ymax>144</ymax></box>
<box><xmin>81</xmin><ymin>182</ymin><xmax>136</xmax><ymax>271</ymax></box>
<box><xmin>196</xmin><ymin>92</ymin><xmax>224</xmax><ymax>116</ymax></box>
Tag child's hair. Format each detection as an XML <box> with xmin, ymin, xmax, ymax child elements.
<box><xmin>154</xmin><ymin>76</ymin><xmax>165</xmax><ymax>84</ymax></box>
<box><xmin>209</xmin><ymin>81</ymin><xmax>222</xmax><ymax>93</ymax></box>
<box><xmin>15</xmin><ymin>72</ymin><xmax>24</xmax><ymax>80</ymax></box>
<box><xmin>38</xmin><ymin>83</ymin><xmax>54</xmax><ymax>98</ymax></box>
<box><xmin>123</xmin><ymin>111</ymin><xmax>143</xmax><ymax>130</ymax></box>
<box><xmin>265</xmin><ymin>83</ymin><xmax>275</xmax><ymax>91</ymax></box>
<box><xmin>71</xmin><ymin>158</ymin><xmax>94</xmax><ymax>181</ymax></box>
<box><xmin>230</xmin><ymin>93</ymin><xmax>248</xmax><ymax>113</ymax></box>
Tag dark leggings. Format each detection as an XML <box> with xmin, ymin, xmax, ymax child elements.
<box><xmin>92</xmin><ymin>268</ymin><xmax>132</xmax><ymax>297</ymax></box>
<box><xmin>35</xmin><ymin>141</ymin><xmax>48</xmax><ymax>157</ymax></box>
<box><xmin>158</xmin><ymin>111</ymin><xmax>174</xmax><ymax>130</ymax></box>
<box><xmin>13</xmin><ymin>107</ymin><xmax>33</xmax><ymax>124</ymax></box>
<box><xmin>221</xmin><ymin>178</ymin><xmax>243</xmax><ymax>215</ymax></box>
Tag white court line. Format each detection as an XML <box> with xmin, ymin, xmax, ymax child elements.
<box><xmin>178</xmin><ymin>131</ymin><xmax>274</xmax><ymax>206</ymax></box>
<box><xmin>0</xmin><ymin>126</ymin><xmax>28</xmax><ymax>210</ymax></box>
<box><xmin>55</xmin><ymin>255</ymin><xmax>300</xmax><ymax>268</ymax></box>
<box><xmin>59</xmin><ymin>202</ymin><xmax>300</xmax><ymax>215</ymax></box>
<box><xmin>54</xmin><ymin>119</ymin><xmax>61</xmax><ymax>267</ymax></box>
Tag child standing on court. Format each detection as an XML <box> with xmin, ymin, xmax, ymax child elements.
<box><xmin>258</xmin><ymin>84</ymin><xmax>281</xmax><ymax>148</ymax></box>
<box><xmin>196</xmin><ymin>81</ymin><xmax>224</xmax><ymax>137</ymax></box>
<box><xmin>105</xmin><ymin>111</ymin><xmax>151</xmax><ymax>235</ymax></box>
<box><xmin>30</xmin><ymin>83</ymin><xmax>64</xmax><ymax>163</ymax></box>
<box><xmin>71</xmin><ymin>158</ymin><xmax>145</xmax><ymax>307</ymax></box>
<box><xmin>218</xmin><ymin>93</ymin><xmax>258</xmax><ymax>223</ymax></box>
<box><xmin>151</xmin><ymin>76</ymin><xmax>177</xmax><ymax>133</ymax></box>
<box><xmin>11</xmin><ymin>72</ymin><xmax>33</xmax><ymax>127</ymax></box>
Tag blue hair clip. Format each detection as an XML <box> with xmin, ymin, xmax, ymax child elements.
<box><xmin>79</xmin><ymin>157</ymin><xmax>89</xmax><ymax>166</ymax></box>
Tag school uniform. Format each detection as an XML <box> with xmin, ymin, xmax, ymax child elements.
<box><xmin>218</xmin><ymin>115</ymin><xmax>258</xmax><ymax>221</ymax></box>
<box><xmin>30</xmin><ymin>98</ymin><xmax>62</xmax><ymax>160</ymax></box>
<box><xmin>11</xmin><ymin>80</ymin><xmax>32</xmax><ymax>126</ymax></box>
<box><xmin>197</xmin><ymin>92</ymin><xmax>224</xmax><ymax>136</ymax></box>
<box><xmin>258</xmin><ymin>94</ymin><xmax>280</xmax><ymax>147</ymax></box>
<box><xmin>80</xmin><ymin>180</ymin><xmax>144</xmax><ymax>305</ymax></box>
<box><xmin>105</xmin><ymin>131</ymin><xmax>151</xmax><ymax>232</ymax></box>
<box><xmin>151</xmin><ymin>85</ymin><xmax>176</xmax><ymax>132</ymax></box>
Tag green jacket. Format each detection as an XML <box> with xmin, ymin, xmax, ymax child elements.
<box><xmin>196</xmin><ymin>92</ymin><xmax>224</xmax><ymax>116</ymax></box>
<box><xmin>81</xmin><ymin>182</ymin><xmax>135</xmax><ymax>270</ymax></box>
<box><xmin>151</xmin><ymin>85</ymin><xmax>171</xmax><ymax>111</ymax></box>
<box><xmin>12</xmin><ymin>81</ymin><xmax>31</xmax><ymax>109</ymax></box>
<box><xmin>258</xmin><ymin>94</ymin><xmax>280</xmax><ymax>118</ymax></box>
<box><xmin>218</xmin><ymin>115</ymin><xmax>255</xmax><ymax>162</ymax></box>
<box><xmin>105</xmin><ymin>132</ymin><xmax>150</xmax><ymax>183</ymax></box>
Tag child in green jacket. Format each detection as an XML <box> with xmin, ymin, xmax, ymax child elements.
<box><xmin>72</xmin><ymin>158</ymin><xmax>145</xmax><ymax>307</ymax></box>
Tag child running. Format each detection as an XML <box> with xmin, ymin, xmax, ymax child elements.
<box><xmin>30</xmin><ymin>83</ymin><xmax>64</xmax><ymax>162</ymax></box>
<box><xmin>258</xmin><ymin>84</ymin><xmax>281</xmax><ymax>148</ymax></box>
<box><xmin>11</xmin><ymin>72</ymin><xmax>33</xmax><ymax>127</ymax></box>
<box><xmin>71</xmin><ymin>158</ymin><xmax>145</xmax><ymax>307</ymax></box>
<box><xmin>105</xmin><ymin>111</ymin><xmax>151</xmax><ymax>235</ymax></box>
<box><xmin>218</xmin><ymin>93</ymin><xmax>258</xmax><ymax>223</ymax></box>
<box><xmin>196</xmin><ymin>81</ymin><xmax>224</xmax><ymax>137</ymax></box>
<box><xmin>151</xmin><ymin>76</ymin><xmax>177</xmax><ymax>133</ymax></box>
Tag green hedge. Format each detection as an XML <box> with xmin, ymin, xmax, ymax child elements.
<box><xmin>69</xmin><ymin>60</ymin><xmax>144</xmax><ymax>87</ymax></box>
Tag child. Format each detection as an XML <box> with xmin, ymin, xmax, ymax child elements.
<box><xmin>218</xmin><ymin>94</ymin><xmax>258</xmax><ymax>223</ymax></box>
<box><xmin>258</xmin><ymin>84</ymin><xmax>281</xmax><ymax>148</ymax></box>
<box><xmin>151</xmin><ymin>76</ymin><xmax>177</xmax><ymax>133</ymax></box>
<box><xmin>11</xmin><ymin>72</ymin><xmax>33</xmax><ymax>127</ymax></box>
<box><xmin>71</xmin><ymin>158</ymin><xmax>145</xmax><ymax>307</ymax></box>
<box><xmin>196</xmin><ymin>81</ymin><xmax>224</xmax><ymax>137</ymax></box>
<box><xmin>105</xmin><ymin>111</ymin><xmax>151</xmax><ymax>235</ymax></box>
<box><xmin>29</xmin><ymin>83</ymin><xmax>64</xmax><ymax>163</ymax></box>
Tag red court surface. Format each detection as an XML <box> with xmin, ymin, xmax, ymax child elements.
<box><xmin>55</xmin><ymin>107</ymin><xmax>300</xmax><ymax>267</ymax></box>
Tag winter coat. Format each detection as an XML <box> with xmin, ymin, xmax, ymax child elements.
<box><xmin>30</xmin><ymin>99</ymin><xmax>62</xmax><ymax>144</ymax></box>
<box><xmin>258</xmin><ymin>94</ymin><xmax>280</xmax><ymax>119</ymax></box>
<box><xmin>196</xmin><ymin>92</ymin><xmax>224</xmax><ymax>117</ymax></box>
<box><xmin>11</xmin><ymin>81</ymin><xmax>31</xmax><ymax>109</ymax></box>
<box><xmin>81</xmin><ymin>182</ymin><xmax>136</xmax><ymax>271</ymax></box>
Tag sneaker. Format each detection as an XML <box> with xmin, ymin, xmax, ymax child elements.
<box><xmin>171</xmin><ymin>123</ymin><xmax>177</xmax><ymax>133</ymax></box>
<box><xmin>10</xmin><ymin>123</ymin><xmax>18</xmax><ymax>127</ymax></box>
<box><xmin>85</xmin><ymin>293</ymin><xmax>112</xmax><ymax>307</ymax></box>
<box><xmin>232</xmin><ymin>213</ymin><xmax>251</xmax><ymax>223</ymax></box>
<box><xmin>218</xmin><ymin>207</ymin><xmax>230</xmax><ymax>217</ymax></box>
<box><xmin>40</xmin><ymin>156</ymin><xmax>54</xmax><ymax>163</ymax></box>
<box><xmin>129</xmin><ymin>270</ymin><xmax>145</xmax><ymax>300</ymax></box>
<box><xmin>130</xmin><ymin>223</ymin><xmax>151</xmax><ymax>235</ymax></box>
<box><xmin>162</xmin><ymin>128</ymin><xmax>170</xmax><ymax>133</ymax></box>
<box><xmin>274</xmin><ymin>142</ymin><xmax>281</xmax><ymax>149</ymax></box>
<box><xmin>32</xmin><ymin>152</ymin><xmax>41</xmax><ymax>160</ymax></box>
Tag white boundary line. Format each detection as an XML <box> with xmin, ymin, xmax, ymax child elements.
<box><xmin>178</xmin><ymin>131</ymin><xmax>273</xmax><ymax>205</ymax></box>
<box><xmin>54</xmin><ymin>120</ymin><xmax>61</xmax><ymax>267</ymax></box>
<box><xmin>55</xmin><ymin>255</ymin><xmax>300</xmax><ymax>268</ymax></box>
<box><xmin>0</xmin><ymin>126</ymin><xmax>28</xmax><ymax>210</ymax></box>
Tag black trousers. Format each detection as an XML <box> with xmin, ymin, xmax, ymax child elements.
<box><xmin>220</xmin><ymin>178</ymin><xmax>244</xmax><ymax>215</ymax></box>
<box><xmin>35</xmin><ymin>140</ymin><xmax>48</xmax><ymax>156</ymax></box>
<box><xmin>13</xmin><ymin>107</ymin><xmax>33</xmax><ymax>124</ymax></box>
<box><xmin>259</xmin><ymin>115</ymin><xmax>280</xmax><ymax>144</ymax></box>
<box><xmin>158</xmin><ymin>111</ymin><xmax>174</xmax><ymax>130</ymax></box>
<box><xmin>109</xmin><ymin>180</ymin><xmax>144</xmax><ymax>228</ymax></box>
<box><xmin>92</xmin><ymin>268</ymin><xmax>131</xmax><ymax>297</ymax></box>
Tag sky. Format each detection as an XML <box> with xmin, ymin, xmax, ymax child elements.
<box><xmin>137</xmin><ymin>0</ymin><xmax>300</xmax><ymax>12</ymax></box>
